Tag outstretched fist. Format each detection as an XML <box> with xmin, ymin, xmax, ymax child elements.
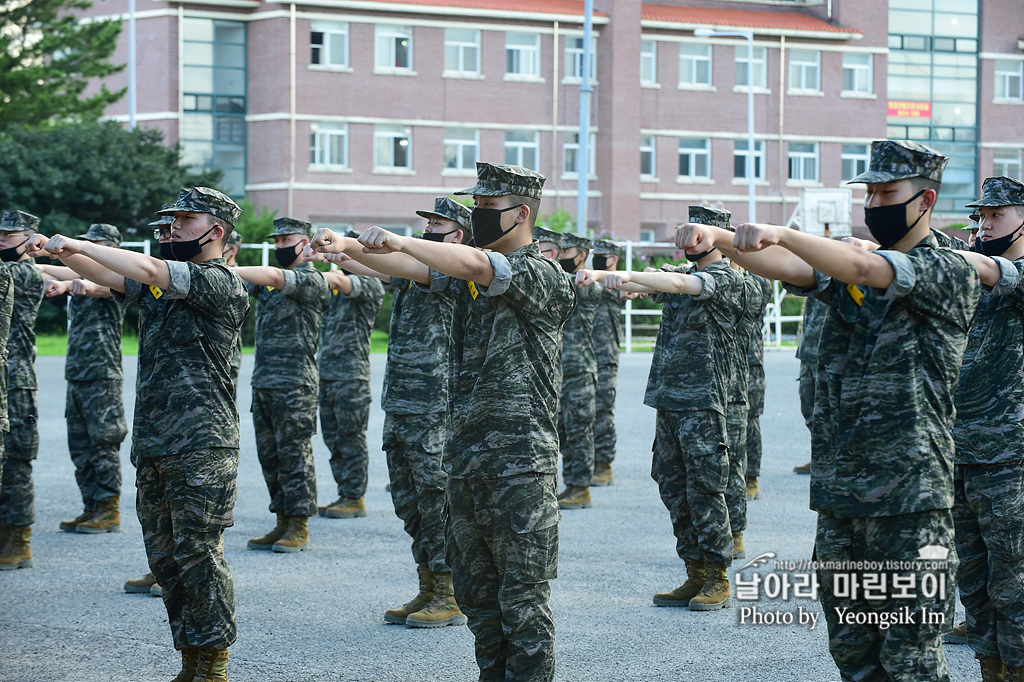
<box><xmin>733</xmin><ymin>223</ymin><xmax>783</xmax><ymax>254</ymax></box>
<box><xmin>575</xmin><ymin>269</ymin><xmax>598</xmax><ymax>287</ymax></box>
<box><xmin>604</xmin><ymin>272</ymin><xmax>632</xmax><ymax>290</ymax></box>
<box><xmin>44</xmin><ymin>279</ymin><xmax>69</xmax><ymax>297</ymax></box>
<box><xmin>24</xmin><ymin>233</ymin><xmax>51</xmax><ymax>259</ymax></box>
<box><xmin>676</xmin><ymin>222</ymin><xmax>715</xmax><ymax>255</ymax></box>
<box><xmin>359</xmin><ymin>226</ymin><xmax>405</xmax><ymax>255</ymax></box>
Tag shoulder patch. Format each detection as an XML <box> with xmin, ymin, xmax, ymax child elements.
<box><xmin>149</xmin><ymin>285</ymin><xmax>163</xmax><ymax>299</ymax></box>
<box><xmin>467</xmin><ymin>281</ymin><xmax>479</xmax><ymax>300</ymax></box>
<box><xmin>846</xmin><ymin>283</ymin><xmax>864</xmax><ymax>307</ymax></box>
<box><xmin>266</xmin><ymin>285</ymin><xmax>275</xmax><ymax>292</ymax></box>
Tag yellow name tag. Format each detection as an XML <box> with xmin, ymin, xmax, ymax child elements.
<box><xmin>407</xmin><ymin>280</ymin><xmax>413</xmax><ymax>291</ymax></box>
<box><xmin>846</xmin><ymin>283</ymin><xmax>864</xmax><ymax>306</ymax></box>
<box><xmin>149</xmin><ymin>286</ymin><xmax>163</xmax><ymax>299</ymax></box>
<box><xmin>467</xmin><ymin>281</ymin><xmax>479</xmax><ymax>300</ymax></box>
<box><xmin>266</xmin><ymin>285</ymin><xmax>275</xmax><ymax>292</ymax></box>
<box><xmin>332</xmin><ymin>289</ymin><xmax>339</xmax><ymax>295</ymax></box>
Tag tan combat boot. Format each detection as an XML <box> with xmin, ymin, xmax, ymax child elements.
<box><xmin>653</xmin><ymin>559</ymin><xmax>705</xmax><ymax>607</ymax></box>
<box><xmin>0</xmin><ymin>522</ymin><xmax>9</xmax><ymax>549</ymax></box>
<box><xmin>591</xmin><ymin>462</ymin><xmax>614</xmax><ymax>487</ymax></box>
<box><xmin>745</xmin><ymin>476</ymin><xmax>760</xmax><ymax>500</ymax></box>
<box><xmin>384</xmin><ymin>564</ymin><xmax>434</xmax><ymax>624</ymax></box>
<box><xmin>272</xmin><ymin>516</ymin><xmax>310</xmax><ymax>553</ymax></box>
<box><xmin>322</xmin><ymin>496</ymin><xmax>366</xmax><ymax>519</ymax></box>
<box><xmin>688</xmin><ymin>562</ymin><xmax>731</xmax><ymax>611</ymax></box>
<box><xmin>151</xmin><ymin>582</ymin><xmax>164</xmax><ymax>597</ymax></box>
<box><xmin>406</xmin><ymin>571</ymin><xmax>468</xmax><ymax>628</ymax></box>
<box><xmin>246</xmin><ymin>513</ymin><xmax>288</xmax><ymax>550</ymax></box>
<box><xmin>77</xmin><ymin>496</ymin><xmax>121</xmax><ymax>534</ymax></box>
<box><xmin>0</xmin><ymin>525</ymin><xmax>32</xmax><ymax>570</ymax></box>
<box><xmin>557</xmin><ymin>485</ymin><xmax>592</xmax><ymax>510</ymax></box>
<box><xmin>1005</xmin><ymin>663</ymin><xmax>1022</xmax><ymax>682</ymax></box>
<box><xmin>194</xmin><ymin>648</ymin><xmax>229</xmax><ymax>682</ymax></box>
<box><xmin>170</xmin><ymin>646</ymin><xmax>200</xmax><ymax>682</ymax></box>
<box><xmin>793</xmin><ymin>462</ymin><xmax>811</xmax><ymax>475</ymax></box>
<box><xmin>732</xmin><ymin>531</ymin><xmax>745</xmax><ymax>560</ymax></box>
<box><xmin>943</xmin><ymin>620</ymin><xmax>967</xmax><ymax>644</ymax></box>
<box><xmin>59</xmin><ymin>508</ymin><xmax>93</xmax><ymax>532</ymax></box>
<box><xmin>979</xmin><ymin>657</ymin><xmax>1006</xmax><ymax>682</ymax></box>
<box><xmin>124</xmin><ymin>572</ymin><xmax>158</xmax><ymax>594</ymax></box>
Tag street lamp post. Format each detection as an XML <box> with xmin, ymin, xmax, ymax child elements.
<box><xmin>694</xmin><ymin>28</ymin><xmax>756</xmax><ymax>223</ymax></box>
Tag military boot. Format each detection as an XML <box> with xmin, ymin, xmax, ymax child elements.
<box><xmin>384</xmin><ymin>564</ymin><xmax>434</xmax><ymax>624</ymax></box>
<box><xmin>0</xmin><ymin>525</ymin><xmax>32</xmax><ymax>570</ymax></box>
<box><xmin>688</xmin><ymin>562</ymin><xmax>731</xmax><ymax>611</ymax></box>
<box><xmin>170</xmin><ymin>646</ymin><xmax>200</xmax><ymax>682</ymax></box>
<box><xmin>406</xmin><ymin>571</ymin><xmax>467</xmax><ymax>628</ymax></box>
<box><xmin>793</xmin><ymin>462</ymin><xmax>811</xmax><ymax>475</ymax></box>
<box><xmin>193</xmin><ymin>648</ymin><xmax>229</xmax><ymax>682</ymax></box>
<box><xmin>246</xmin><ymin>513</ymin><xmax>288</xmax><ymax>550</ymax></box>
<box><xmin>77</xmin><ymin>496</ymin><xmax>121</xmax><ymax>534</ymax></box>
<box><xmin>124</xmin><ymin>572</ymin><xmax>158</xmax><ymax>594</ymax></box>
<box><xmin>653</xmin><ymin>559</ymin><xmax>705</xmax><ymax>607</ymax></box>
<box><xmin>979</xmin><ymin>657</ymin><xmax>1006</xmax><ymax>682</ymax></box>
<box><xmin>1005</xmin><ymin>663</ymin><xmax>1022</xmax><ymax>682</ymax></box>
<box><xmin>591</xmin><ymin>462</ymin><xmax>614</xmax><ymax>487</ymax></box>
<box><xmin>59</xmin><ymin>508</ymin><xmax>93</xmax><ymax>532</ymax></box>
<box><xmin>943</xmin><ymin>620</ymin><xmax>967</xmax><ymax>644</ymax></box>
<box><xmin>272</xmin><ymin>516</ymin><xmax>310</xmax><ymax>553</ymax></box>
<box><xmin>151</xmin><ymin>583</ymin><xmax>164</xmax><ymax>597</ymax></box>
<box><xmin>732</xmin><ymin>531</ymin><xmax>745</xmax><ymax>560</ymax></box>
<box><xmin>0</xmin><ymin>522</ymin><xmax>10</xmax><ymax>549</ymax></box>
<box><xmin>745</xmin><ymin>476</ymin><xmax>760</xmax><ymax>500</ymax></box>
<box><xmin>557</xmin><ymin>485</ymin><xmax>592</xmax><ymax>510</ymax></box>
<box><xmin>322</xmin><ymin>496</ymin><xmax>366</xmax><ymax>519</ymax></box>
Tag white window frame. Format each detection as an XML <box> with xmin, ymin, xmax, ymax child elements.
<box><xmin>993</xmin><ymin>148</ymin><xmax>1023</xmax><ymax>179</ymax></box>
<box><xmin>374</xmin><ymin>124</ymin><xmax>412</xmax><ymax>171</ymax></box>
<box><xmin>443</xmin><ymin>127</ymin><xmax>479</xmax><ymax>173</ymax></box>
<box><xmin>679</xmin><ymin>43</ymin><xmax>712</xmax><ymax>88</ymax></box>
<box><xmin>841</xmin><ymin>53</ymin><xmax>873</xmax><ymax>95</ymax></box>
<box><xmin>504</xmin><ymin>130</ymin><xmax>539</xmax><ymax>170</ymax></box>
<box><xmin>788</xmin><ymin>49</ymin><xmax>821</xmax><ymax>94</ymax></box>
<box><xmin>565</xmin><ymin>36</ymin><xmax>597</xmax><ymax>83</ymax></box>
<box><xmin>640</xmin><ymin>135</ymin><xmax>656</xmax><ymax>178</ymax></box>
<box><xmin>788</xmin><ymin>142</ymin><xmax>819</xmax><ymax>182</ymax></box>
<box><xmin>678</xmin><ymin>138</ymin><xmax>711</xmax><ymax>180</ymax></box>
<box><xmin>995</xmin><ymin>60</ymin><xmax>1023</xmax><ymax>101</ymax></box>
<box><xmin>310</xmin><ymin>122</ymin><xmax>348</xmax><ymax>169</ymax></box>
<box><xmin>563</xmin><ymin>132</ymin><xmax>597</xmax><ymax>177</ymax></box>
<box><xmin>641</xmin><ymin>40</ymin><xmax>658</xmax><ymax>86</ymax></box>
<box><xmin>444</xmin><ymin>28</ymin><xmax>480</xmax><ymax>77</ymax></box>
<box><xmin>734</xmin><ymin>139</ymin><xmax>766</xmax><ymax>180</ymax></box>
<box><xmin>374</xmin><ymin>25</ymin><xmax>413</xmax><ymax>73</ymax></box>
<box><xmin>310</xmin><ymin>21</ymin><xmax>349</xmax><ymax>69</ymax></box>
<box><xmin>841</xmin><ymin>144</ymin><xmax>869</xmax><ymax>182</ymax></box>
<box><xmin>506</xmin><ymin>32</ymin><xmax>541</xmax><ymax>79</ymax></box>
<box><xmin>735</xmin><ymin>45</ymin><xmax>767</xmax><ymax>90</ymax></box>
<box><xmin>639</xmin><ymin>228</ymin><xmax>656</xmax><ymax>243</ymax></box>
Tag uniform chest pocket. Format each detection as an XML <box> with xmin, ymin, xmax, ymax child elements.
<box><xmin>164</xmin><ymin>303</ymin><xmax>203</xmax><ymax>346</ymax></box>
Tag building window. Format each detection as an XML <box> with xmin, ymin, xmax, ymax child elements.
<box><xmin>375</xmin><ymin>25</ymin><xmax>412</xmax><ymax>71</ymax></box>
<box><xmin>565</xmin><ymin>37</ymin><xmax>597</xmax><ymax>82</ymax></box>
<box><xmin>311</xmin><ymin>21</ymin><xmax>348</xmax><ymax>67</ymax></box>
<box><xmin>842</xmin><ymin>53</ymin><xmax>872</xmax><ymax>94</ymax></box>
<box><xmin>993</xmin><ymin>148</ymin><xmax>1023</xmax><ymax>179</ymax></box>
<box><xmin>734</xmin><ymin>139</ymin><xmax>765</xmax><ymax>180</ymax></box>
<box><xmin>640</xmin><ymin>228</ymin><xmax>656</xmax><ymax>242</ymax></box>
<box><xmin>679</xmin><ymin>43</ymin><xmax>712</xmax><ymax>87</ymax></box>
<box><xmin>678</xmin><ymin>138</ymin><xmax>710</xmax><ymax>179</ymax></box>
<box><xmin>736</xmin><ymin>45</ymin><xmax>767</xmax><ymax>89</ymax></box>
<box><xmin>563</xmin><ymin>132</ymin><xmax>596</xmax><ymax>176</ymax></box>
<box><xmin>641</xmin><ymin>40</ymin><xmax>657</xmax><ymax>84</ymax></box>
<box><xmin>310</xmin><ymin>123</ymin><xmax>348</xmax><ymax>167</ymax></box>
<box><xmin>841</xmin><ymin>144</ymin><xmax>869</xmax><ymax>181</ymax></box>
<box><xmin>380</xmin><ymin>224</ymin><xmax>413</xmax><ymax>237</ymax></box>
<box><xmin>995</xmin><ymin>60</ymin><xmax>1023</xmax><ymax>100</ymax></box>
<box><xmin>640</xmin><ymin>135</ymin><xmax>656</xmax><ymax>177</ymax></box>
<box><xmin>374</xmin><ymin>125</ymin><xmax>411</xmax><ymax>169</ymax></box>
<box><xmin>788</xmin><ymin>49</ymin><xmax>820</xmax><ymax>92</ymax></box>
<box><xmin>506</xmin><ymin>32</ymin><xmax>541</xmax><ymax>78</ymax></box>
<box><xmin>443</xmin><ymin>128</ymin><xmax>478</xmax><ymax>171</ymax></box>
<box><xmin>505</xmin><ymin>130</ymin><xmax>539</xmax><ymax>170</ymax></box>
<box><xmin>788</xmin><ymin>142</ymin><xmax>819</xmax><ymax>182</ymax></box>
<box><xmin>444</xmin><ymin>28</ymin><xmax>480</xmax><ymax>75</ymax></box>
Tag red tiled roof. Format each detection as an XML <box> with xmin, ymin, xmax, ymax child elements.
<box><xmin>349</xmin><ymin>0</ymin><xmax>609</xmax><ymax>17</ymax></box>
<box><xmin>642</xmin><ymin>4</ymin><xmax>861</xmax><ymax>37</ymax></box>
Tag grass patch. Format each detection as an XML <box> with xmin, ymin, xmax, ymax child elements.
<box><xmin>37</xmin><ymin>332</ymin><xmax>391</xmax><ymax>356</ymax></box>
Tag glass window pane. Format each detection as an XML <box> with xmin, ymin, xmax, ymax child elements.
<box><xmin>181</xmin><ymin>141</ymin><xmax>213</xmax><ymax>167</ymax></box>
<box><xmin>182</xmin><ymin>18</ymin><xmax>213</xmax><ymax>42</ymax></box>
<box><xmin>181</xmin><ymin>114</ymin><xmax>214</xmax><ymax>140</ymax></box>
<box><xmin>215</xmin><ymin>23</ymin><xmax>245</xmax><ymax>44</ymax></box>
<box><xmin>183</xmin><ymin>66</ymin><xmax>213</xmax><ymax>93</ymax></box>
<box><xmin>215</xmin><ymin>44</ymin><xmax>245</xmax><ymax>68</ymax></box>
<box><xmin>183</xmin><ymin>43</ymin><xmax>214</xmax><ymax>66</ymax></box>
<box><xmin>215</xmin><ymin>69</ymin><xmax>246</xmax><ymax>95</ymax></box>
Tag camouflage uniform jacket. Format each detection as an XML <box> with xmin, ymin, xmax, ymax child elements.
<box><xmin>745</xmin><ymin>274</ymin><xmax>772</xmax><ymax>368</ymax></box>
<box><xmin>643</xmin><ymin>260</ymin><xmax>744</xmax><ymax>416</ymax></box>
<box><xmin>319</xmin><ymin>273</ymin><xmax>385</xmax><ymax>387</ymax></box>
<box><xmin>953</xmin><ymin>256</ymin><xmax>1024</xmax><ymax>465</ymax></box>
<box><xmin>118</xmin><ymin>259</ymin><xmax>250</xmax><ymax>459</ymax></box>
<box><xmin>382</xmin><ymin>274</ymin><xmax>452</xmax><ymax>415</ymax></box>
<box><xmin>6</xmin><ymin>260</ymin><xmax>43</xmax><ymax>390</ymax></box>
<box><xmin>249</xmin><ymin>262</ymin><xmax>330</xmax><ymax>389</ymax></box>
<box><xmin>0</xmin><ymin>267</ymin><xmax>13</xmax><ymax>431</ymax></box>
<box><xmin>561</xmin><ymin>278</ymin><xmax>601</xmax><ymax>377</ymax></box>
<box><xmin>795</xmin><ymin>295</ymin><xmax>828</xmax><ymax>364</ymax></box>
<box><xmin>729</xmin><ymin>273</ymin><xmax>771</xmax><ymax>404</ymax></box>
<box><xmin>785</xmin><ymin>233</ymin><xmax>980</xmax><ymax>518</ymax></box>
<box><xmin>65</xmin><ymin>294</ymin><xmax>125</xmax><ymax>382</ymax></box>
<box><xmin>593</xmin><ymin>287</ymin><xmax>624</xmax><ymax>367</ymax></box>
<box><xmin>437</xmin><ymin>241</ymin><xmax>576</xmax><ymax>479</ymax></box>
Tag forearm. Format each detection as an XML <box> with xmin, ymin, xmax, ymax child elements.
<box><xmin>336</xmin><ymin>259</ymin><xmax>392</xmax><ymax>284</ymax></box>
<box><xmin>625</xmin><ymin>270</ymin><xmax>703</xmax><ymax>295</ymax></box>
<box><xmin>235</xmin><ymin>266</ymin><xmax>285</xmax><ymax>289</ymax></box>
<box><xmin>55</xmin><ymin>253</ymin><xmax>126</xmax><ymax>293</ymax></box>
<box><xmin>399</xmin><ymin>240</ymin><xmax>494</xmax><ymax>287</ymax></box>
<box><xmin>343</xmin><ymin>247</ymin><xmax>427</xmax><ymax>285</ymax></box>
<box><xmin>956</xmin><ymin>250</ymin><xmax>1001</xmax><ymax>287</ymax></box>
<box><xmin>38</xmin><ymin>264</ymin><xmax>80</xmax><ymax>281</ymax></box>
<box><xmin>76</xmin><ymin>242</ymin><xmax>168</xmax><ymax>290</ymax></box>
<box><xmin>776</xmin><ymin>230</ymin><xmax>893</xmax><ymax>289</ymax></box>
<box><xmin>704</xmin><ymin>226</ymin><xmax>815</xmax><ymax>287</ymax></box>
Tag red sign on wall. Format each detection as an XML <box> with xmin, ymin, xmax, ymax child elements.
<box><xmin>887</xmin><ymin>101</ymin><xmax>932</xmax><ymax>118</ymax></box>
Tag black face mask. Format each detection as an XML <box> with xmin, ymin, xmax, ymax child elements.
<box><xmin>274</xmin><ymin>244</ymin><xmax>300</xmax><ymax>268</ymax></box>
<box><xmin>0</xmin><ymin>235</ymin><xmax>31</xmax><ymax>262</ymax></box>
<box><xmin>559</xmin><ymin>256</ymin><xmax>579</xmax><ymax>273</ymax></box>
<box><xmin>422</xmin><ymin>229</ymin><xmax>458</xmax><ymax>243</ymax></box>
<box><xmin>685</xmin><ymin>248</ymin><xmax>716</xmax><ymax>263</ymax></box>
<box><xmin>471</xmin><ymin>204</ymin><xmax>523</xmax><ymax>247</ymax></box>
<box><xmin>158</xmin><ymin>242</ymin><xmax>174</xmax><ymax>260</ymax></box>
<box><xmin>863</xmin><ymin>189</ymin><xmax>927</xmax><ymax>250</ymax></box>
<box><xmin>592</xmin><ymin>255</ymin><xmax>609</xmax><ymax>271</ymax></box>
<box><xmin>167</xmin><ymin>226</ymin><xmax>217</xmax><ymax>262</ymax></box>
<box><xmin>973</xmin><ymin>220</ymin><xmax>1024</xmax><ymax>257</ymax></box>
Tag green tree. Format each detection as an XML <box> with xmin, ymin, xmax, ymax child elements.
<box><xmin>540</xmin><ymin>206</ymin><xmax>574</xmax><ymax>233</ymax></box>
<box><xmin>0</xmin><ymin>0</ymin><xmax>125</xmax><ymax>129</ymax></box>
<box><xmin>233</xmin><ymin>199</ymin><xmax>276</xmax><ymax>266</ymax></box>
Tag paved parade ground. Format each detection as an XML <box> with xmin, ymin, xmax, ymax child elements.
<box><xmin>1</xmin><ymin>350</ymin><xmax>979</xmax><ymax>681</ymax></box>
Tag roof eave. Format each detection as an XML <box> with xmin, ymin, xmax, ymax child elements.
<box><xmin>289</xmin><ymin>0</ymin><xmax>610</xmax><ymax>23</ymax></box>
<box><xmin>642</xmin><ymin>19</ymin><xmax>861</xmax><ymax>41</ymax></box>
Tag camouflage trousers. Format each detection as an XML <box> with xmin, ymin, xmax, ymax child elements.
<box><xmin>252</xmin><ymin>386</ymin><xmax>318</xmax><ymax>517</ymax></box>
<box><xmin>137</xmin><ymin>448</ymin><xmax>238</xmax><ymax>651</ymax></box>
<box><xmin>816</xmin><ymin>510</ymin><xmax>957</xmax><ymax>682</ymax></box>
<box><xmin>384</xmin><ymin>411</ymin><xmax>448</xmax><ymax>573</ymax></box>
<box><xmin>445</xmin><ymin>475</ymin><xmax>559</xmax><ymax>682</ymax></box>
<box><xmin>651</xmin><ymin>409</ymin><xmax>732</xmax><ymax>567</ymax></box>
<box><xmin>953</xmin><ymin>462</ymin><xmax>1024</xmax><ymax>666</ymax></box>
<box><xmin>594</xmin><ymin>361</ymin><xmax>618</xmax><ymax>464</ymax></box>
<box><xmin>726</xmin><ymin>403</ymin><xmax>748</xmax><ymax>533</ymax></box>
<box><xmin>0</xmin><ymin>390</ymin><xmax>38</xmax><ymax>526</ymax></box>
<box><xmin>557</xmin><ymin>372</ymin><xmax>596</xmax><ymax>487</ymax></box>
<box><xmin>66</xmin><ymin>379</ymin><xmax>127</xmax><ymax>508</ymax></box>
<box><xmin>746</xmin><ymin>364</ymin><xmax>765</xmax><ymax>477</ymax></box>
<box><xmin>320</xmin><ymin>379</ymin><xmax>371</xmax><ymax>499</ymax></box>
<box><xmin>798</xmin><ymin>360</ymin><xmax>816</xmax><ymax>430</ymax></box>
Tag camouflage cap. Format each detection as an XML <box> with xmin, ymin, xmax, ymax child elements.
<box><xmin>689</xmin><ymin>206</ymin><xmax>733</xmax><ymax>231</ymax></box>
<box><xmin>532</xmin><ymin>226</ymin><xmax>562</xmax><ymax>244</ymax></box>
<box><xmin>225</xmin><ymin>230</ymin><xmax>243</xmax><ymax>247</ymax></box>
<box><xmin>592</xmin><ymin>238</ymin><xmax>623</xmax><ymax>257</ymax></box>
<box><xmin>0</xmin><ymin>210</ymin><xmax>40</xmax><ymax>232</ymax></box>
<box><xmin>265</xmin><ymin>217</ymin><xmax>313</xmax><ymax>240</ymax></box>
<box><xmin>416</xmin><ymin>197</ymin><xmax>472</xmax><ymax>229</ymax></box>
<box><xmin>344</xmin><ymin>229</ymin><xmax>361</xmax><ymax>240</ymax></box>
<box><xmin>149</xmin><ymin>205</ymin><xmax>176</xmax><ymax>227</ymax></box>
<box><xmin>847</xmin><ymin>140</ymin><xmax>948</xmax><ymax>185</ymax></box>
<box><xmin>454</xmin><ymin>162</ymin><xmax>545</xmax><ymax>199</ymax></box>
<box><xmin>560</xmin><ymin>232</ymin><xmax>593</xmax><ymax>252</ymax></box>
<box><xmin>78</xmin><ymin>223</ymin><xmax>122</xmax><ymax>246</ymax></box>
<box><xmin>965</xmin><ymin>176</ymin><xmax>1024</xmax><ymax>208</ymax></box>
<box><xmin>156</xmin><ymin>187</ymin><xmax>242</xmax><ymax>227</ymax></box>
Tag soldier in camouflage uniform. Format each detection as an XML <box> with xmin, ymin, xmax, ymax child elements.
<box><xmin>29</xmin><ymin>187</ymin><xmax>250</xmax><ymax>680</ymax></box>
<box><xmin>340</xmin><ymin>163</ymin><xmax>575</xmax><ymax>682</ymax></box>
<box><xmin>951</xmin><ymin>176</ymin><xmax>1024</xmax><ymax>681</ymax></box>
<box><xmin>590</xmin><ymin>239</ymin><xmax>624</xmax><ymax>487</ymax></box>
<box><xmin>237</xmin><ymin>218</ymin><xmax>330</xmax><ymax>553</ymax></box>
<box><xmin>38</xmin><ymin>224</ymin><xmax>129</xmax><ymax>535</ymax></box>
<box><xmin>222</xmin><ymin>230</ymin><xmax>243</xmax><ymax>396</ymax></box>
<box><xmin>742</xmin><ymin>273</ymin><xmax>772</xmax><ymax>500</ymax></box>
<box><xmin>679</xmin><ymin>141</ymin><xmax>997</xmax><ymax>681</ymax></box>
<box><xmin>533</xmin><ymin>226</ymin><xmax>561</xmax><ymax>261</ymax></box>
<box><xmin>555</xmin><ymin>232</ymin><xmax>600</xmax><ymax>510</ymax></box>
<box><xmin>791</xmin><ymin>294</ymin><xmax>826</xmax><ymax>475</ymax></box>
<box><xmin>0</xmin><ymin>210</ymin><xmax>45</xmax><ymax>571</ymax></box>
<box><xmin>0</xmin><ymin>260</ymin><xmax>13</xmax><ymax>522</ymax></box>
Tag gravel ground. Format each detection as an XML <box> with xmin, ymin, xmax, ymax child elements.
<box><xmin>0</xmin><ymin>351</ymin><xmax>978</xmax><ymax>681</ymax></box>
